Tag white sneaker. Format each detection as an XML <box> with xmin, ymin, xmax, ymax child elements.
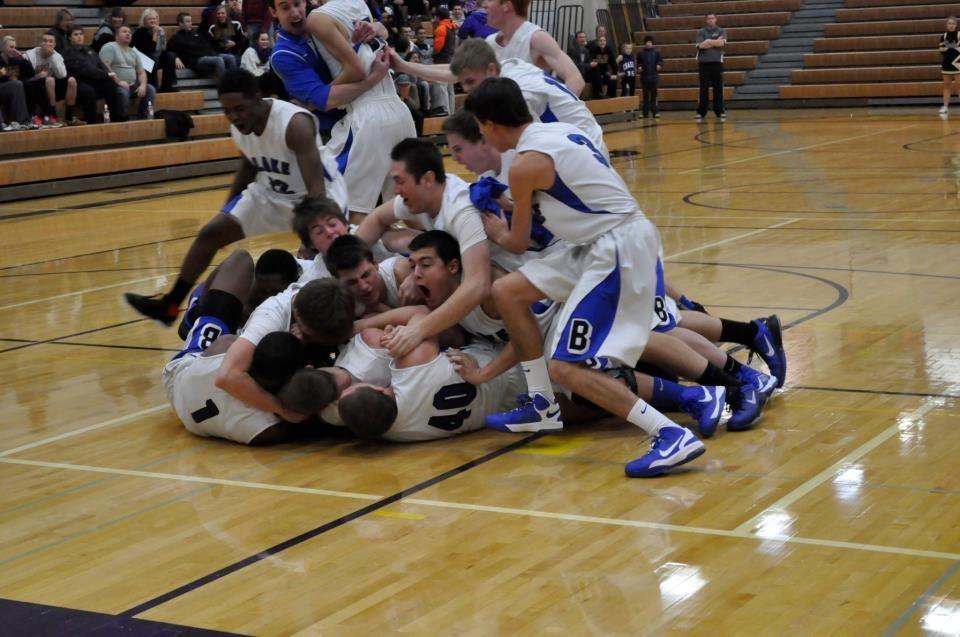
<box><xmin>695</xmin><ymin>114</ymin><xmax>703</xmax><ymax>123</ymax></box>
<box><xmin>939</xmin><ymin>106</ymin><xmax>949</xmax><ymax>116</ymax></box>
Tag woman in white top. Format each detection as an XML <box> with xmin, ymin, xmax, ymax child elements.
<box><xmin>241</xmin><ymin>32</ymin><xmax>288</xmax><ymax>99</ymax></box>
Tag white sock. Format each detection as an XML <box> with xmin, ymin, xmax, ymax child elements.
<box><xmin>627</xmin><ymin>398</ymin><xmax>675</xmax><ymax>437</ymax></box>
<box><xmin>521</xmin><ymin>358</ymin><xmax>555</xmax><ymax>401</ymax></box>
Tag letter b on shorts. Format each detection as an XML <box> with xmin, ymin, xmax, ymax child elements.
<box><xmin>567</xmin><ymin>319</ymin><xmax>593</xmax><ymax>355</ymax></box>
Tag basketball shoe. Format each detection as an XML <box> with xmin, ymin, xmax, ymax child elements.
<box><xmin>625</xmin><ymin>425</ymin><xmax>705</xmax><ymax>478</ymax></box>
<box><xmin>679</xmin><ymin>385</ymin><xmax>726</xmax><ymax>438</ymax></box>
<box><xmin>485</xmin><ymin>392</ymin><xmax>564</xmax><ymax>433</ymax></box>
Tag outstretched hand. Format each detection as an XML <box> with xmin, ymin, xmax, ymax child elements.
<box><xmin>352</xmin><ymin>20</ymin><xmax>375</xmax><ymax>44</ymax></box>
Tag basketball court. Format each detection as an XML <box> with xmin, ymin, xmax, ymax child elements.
<box><xmin>1</xmin><ymin>109</ymin><xmax>958</xmax><ymax>635</ymax></box>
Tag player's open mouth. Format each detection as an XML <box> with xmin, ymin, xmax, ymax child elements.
<box><xmin>418</xmin><ymin>285</ymin><xmax>430</xmax><ymax>301</ymax></box>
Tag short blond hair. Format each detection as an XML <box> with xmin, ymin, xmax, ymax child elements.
<box><xmin>139</xmin><ymin>8</ymin><xmax>159</xmax><ymax>28</ymax></box>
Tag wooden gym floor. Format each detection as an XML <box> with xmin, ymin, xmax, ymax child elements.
<box><xmin>0</xmin><ymin>109</ymin><xmax>959</xmax><ymax>636</ymax></box>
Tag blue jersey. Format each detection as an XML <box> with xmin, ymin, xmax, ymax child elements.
<box><xmin>270</xmin><ymin>29</ymin><xmax>346</xmax><ymax>132</ymax></box>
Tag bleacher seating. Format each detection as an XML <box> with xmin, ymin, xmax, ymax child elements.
<box><xmin>636</xmin><ymin>0</ymin><xmax>797</xmax><ymax>104</ymax></box>
<box><xmin>781</xmin><ymin>0</ymin><xmax>953</xmax><ymax>102</ymax></box>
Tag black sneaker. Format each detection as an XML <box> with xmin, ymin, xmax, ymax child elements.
<box><xmin>124</xmin><ymin>293</ymin><xmax>179</xmax><ymax>326</ymax></box>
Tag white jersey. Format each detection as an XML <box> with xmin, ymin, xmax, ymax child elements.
<box><xmin>516</xmin><ymin>122</ymin><xmax>645</xmax><ymax>245</ymax></box>
<box><xmin>239</xmin><ymin>283</ymin><xmax>299</xmax><ymax>346</ymax></box>
<box><xmin>393</xmin><ymin>174</ymin><xmax>487</xmax><ymax>253</ymax></box>
<box><xmin>386</xmin><ymin>344</ymin><xmax>524</xmax><ymax>442</ymax></box>
<box><xmin>379</xmin><ymin>256</ymin><xmax>401</xmax><ymax>307</ymax></box>
<box><xmin>486</xmin><ymin>20</ymin><xmax>542</xmax><ymax>64</ymax></box>
<box><xmin>231</xmin><ymin>99</ymin><xmax>342</xmax><ymax>202</ymax></box>
<box><xmin>485</xmin><ymin>147</ymin><xmax>565</xmax><ymax>273</ymax></box>
<box><xmin>313</xmin><ymin>0</ymin><xmax>398</xmax><ymax>105</ymax></box>
<box><xmin>321</xmin><ymin>332</ymin><xmax>395</xmax><ymax>426</ymax></box>
<box><xmin>163</xmin><ymin>353</ymin><xmax>279</xmax><ymax>444</ymax></box>
<box><xmin>500</xmin><ymin>58</ymin><xmax>604</xmax><ymax>154</ymax></box>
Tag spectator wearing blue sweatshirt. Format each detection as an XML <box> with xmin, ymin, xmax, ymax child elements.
<box><xmin>458</xmin><ymin>7</ymin><xmax>497</xmax><ymax>40</ymax></box>
<box><xmin>638</xmin><ymin>35</ymin><xmax>663</xmax><ymax>118</ymax></box>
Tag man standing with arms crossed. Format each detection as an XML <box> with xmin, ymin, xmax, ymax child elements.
<box><xmin>695</xmin><ymin>13</ymin><xmax>726</xmax><ymax>122</ymax></box>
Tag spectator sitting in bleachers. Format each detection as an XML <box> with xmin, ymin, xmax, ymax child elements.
<box><xmin>168</xmin><ymin>12</ymin><xmax>238</xmax><ymax>79</ymax></box>
<box><xmin>406</xmin><ymin>49</ymin><xmax>433</xmax><ymax>115</ymax></box>
<box><xmin>568</xmin><ymin>30</ymin><xmax>590</xmax><ymax>91</ymax></box>
<box><xmin>99</xmin><ymin>26</ymin><xmax>156</xmax><ymax>121</ymax></box>
<box><xmin>451</xmin><ymin>3</ymin><xmax>466</xmax><ymax>30</ymax></box>
<box><xmin>133</xmin><ymin>9</ymin><xmax>178</xmax><ymax>94</ymax></box>
<box><xmin>0</xmin><ymin>36</ymin><xmax>32</xmax><ymax>130</ymax></box>
<box><xmin>47</xmin><ymin>9</ymin><xmax>75</xmax><ymax>54</ymax></box>
<box><xmin>458</xmin><ymin>5</ymin><xmax>496</xmax><ymax>40</ymax></box>
<box><xmin>93</xmin><ymin>7</ymin><xmax>126</xmax><ymax>54</ymax></box>
<box><xmin>208</xmin><ymin>4</ymin><xmax>248</xmax><ymax>63</ymax></box>
<box><xmin>226</xmin><ymin>0</ymin><xmax>243</xmax><ymax>22</ymax></box>
<box><xmin>25</xmin><ymin>33</ymin><xmax>81</xmax><ymax>126</ymax></box>
<box><xmin>63</xmin><ymin>25</ymin><xmax>123</xmax><ymax>124</ymax></box>
<box><xmin>395</xmin><ymin>72</ymin><xmax>424</xmax><ymax>136</ymax></box>
<box><xmin>1</xmin><ymin>35</ymin><xmax>46</xmax><ymax>125</ymax></box>
<box><xmin>242</xmin><ymin>0</ymin><xmax>272</xmax><ymax>41</ymax></box>
<box><xmin>398</xmin><ymin>27</ymin><xmax>417</xmax><ymax>56</ymax></box>
<box><xmin>588</xmin><ymin>34</ymin><xmax>618</xmax><ymax>99</ymax></box>
<box><xmin>413</xmin><ymin>27</ymin><xmax>432</xmax><ymax>61</ymax></box>
<box><xmin>241</xmin><ymin>32</ymin><xmax>288</xmax><ymax>99</ymax></box>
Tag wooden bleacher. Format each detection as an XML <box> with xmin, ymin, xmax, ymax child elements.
<box><xmin>635</xmin><ymin>0</ymin><xmax>798</xmax><ymax>104</ymax></box>
<box><xmin>780</xmin><ymin>0</ymin><xmax>954</xmax><ymax>102</ymax></box>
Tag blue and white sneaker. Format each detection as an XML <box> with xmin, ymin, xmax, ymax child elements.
<box><xmin>738</xmin><ymin>365</ymin><xmax>777</xmax><ymax>402</ymax></box>
<box><xmin>752</xmin><ymin>315</ymin><xmax>787</xmax><ymax>388</ymax></box>
<box><xmin>485</xmin><ymin>392</ymin><xmax>564</xmax><ymax>433</ymax></box>
<box><xmin>625</xmin><ymin>425</ymin><xmax>705</xmax><ymax>478</ymax></box>
<box><xmin>727</xmin><ymin>385</ymin><xmax>763</xmax><ymax>431</ymax></box>
<box><xmin>679</xmin><ymin>385</ymin><xmax>726</xmax><ymax>439</ymax></box>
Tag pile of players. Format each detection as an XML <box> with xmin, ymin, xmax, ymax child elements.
<box><xmin>125</xmin><ymin>0</ymin><xmax>787</xmax><ymax>478</ymax></box>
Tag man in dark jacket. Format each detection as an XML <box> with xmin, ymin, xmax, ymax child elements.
<box><xmin>62</xmin><ymin>26</ymin><xmax>123</xmax><ymax>123</ymax></box>
<box><xmin>168</xmin><ymin>12</ymin><xmax>238</xmax><ymax>79</ymax></box>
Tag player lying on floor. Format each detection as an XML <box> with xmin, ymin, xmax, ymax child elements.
<box><xmin>163</xmin><ymin>251</ymin><xmax>338</xmax><ymax>444</ymax></box>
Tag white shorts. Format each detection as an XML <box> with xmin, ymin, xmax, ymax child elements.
<box><xmin>223</xmin><ymin>170</ymin><xmax>349</xmax><ymax>237</ymax></box>
<box><xmin>519</xmin><ymin>217</ymin><xmax>661</xmax><ymax>369</ymax></box>
<box><xmin>327</xmin><ymin>95</ymin><xmax>417</xmax><ymax>214</ymax></box>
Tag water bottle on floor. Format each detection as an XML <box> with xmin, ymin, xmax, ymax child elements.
<box><xmin>147</xmin><ymin>100</ymin><xmax>154</xmax><ymax>120</ymax></box>
<box><xmin>103</xmin><ymin>104</ymin><xmax>111</xmax><ymax>124</ymax></box>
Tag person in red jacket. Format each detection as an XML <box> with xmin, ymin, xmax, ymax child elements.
<box><xmin>433</xmin><ymin>7</ymin><xmax>457</xmax><ymax>114</ymax></box>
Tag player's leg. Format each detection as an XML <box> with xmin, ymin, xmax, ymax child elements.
<box><xmin>679</xmin><ymin>310</ymin><xmax>786</xmax><ymax>386</ymax></box>
<box><xmin>126</xmin><ymin>212</ymin><xmax>245</xmax><ymax>325</ymax></box>
<box><xmin>483</xmin><ymin>271</ymin><xmax>564</xmax><ymax>432</ymax></box>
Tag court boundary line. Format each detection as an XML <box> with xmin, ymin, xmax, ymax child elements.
<box><xmin>2</xmin><ymin>455</ymin><xmax>957</xmax><ymax>565</ymax></box>
<box><xmin>117</xmin><ymin>432</ymin><xmax>545</xmax><ymax>617</ymax></box>
<box><xmin>732</xmin><ymin>399</ymin><xmax>943</xmax><ymax>535</ymax></box>
<box><xmin>0</xmin><ymin>405</ymin><xmax>169</xmax><ymax>458</ymax></box>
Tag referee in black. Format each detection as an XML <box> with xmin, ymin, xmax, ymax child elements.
<box><xmin>696</xmin><ymin>13</ymin><xmax>727</xmax><ymax>122</ymax></box>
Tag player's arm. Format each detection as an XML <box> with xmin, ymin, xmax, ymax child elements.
<box><xmin>225</xmin><ymin>152</ymin><xmax>258</xmax><ymax>204</ymax></box>
<box><xmin>386</xmin><ymin>241</ymin><xmax>491</xmax><ymax>357</ymax></box>
<box><xmin>285</xmin><ymin>113</ymin><xmax>326</xmax><ymax>197</ymax></box>
<box><xmin>491</xmin><ymin>151</ymin><xmax>555</xmax><ymax>254</ymax></box>
<box><xmin>390</xmin><ymin>49</ymin><xmax>456</xmax><ymax>84</ymax></box>
<box><xmin>447</xmin><ymin>340</ymin><xmax>518</xmax><ymax>385</ymax></box>
<box><xmin>325</xmin><ymin>48</ymin><xmax>390</xmax><ymax>109</ymax></box>
<box><xmin>306</xmin><ymin>11</ymin><xmax>367</xmax><ymax>84</ymax></box>
<box><xmin>531</xmin><ymin>30</ymin><xmax>585</xmax><ymax>96</ymax></box>
<box><xmin>355</xmin><ymin>304</ymin><xmax>430</xmax><ymax>331</ymax></box>
<box><xmin>215</xmin><ymin>338</ymin><xmax>303</xmax><ymax>421</ymax></box>
<box><xmin>356</xmin><ymin>199</ymin><xmax>399</xmax><ymax>245</ymax></box>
